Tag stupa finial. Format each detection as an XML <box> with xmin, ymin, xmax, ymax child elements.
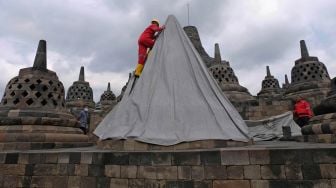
<box><xmin>33</xmin><ymin>40</ymin><xmax>47</xmax><ymax>70</ymax></box>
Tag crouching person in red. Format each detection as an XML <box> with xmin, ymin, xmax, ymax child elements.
<box><xmin>293</xmin><ymin>96</ymin><xmax>313</xmax><ymax>128</ymax></box>
<box><xmin>135</xmin><ymin>19</ymin><xmax>165</xmax><ymax>77</ymax></box>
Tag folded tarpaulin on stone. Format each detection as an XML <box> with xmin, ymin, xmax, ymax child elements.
<box><xmin>246</xmin><ymin>111</ymin><xmax>302</xmax><ymax>141</ymax></box>
<box><xmin>94</xmin><ymin>15</ymin><xmax>250</xmax><ymax>146</ymax></box>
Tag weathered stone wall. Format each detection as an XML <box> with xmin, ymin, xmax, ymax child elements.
<box><xmin>0</xmin><ymin>148</ymin><xmax>336</xmax><ymax>187</ymax></box>
<box><xmin>233</xmin><ymin>98</ymin><xmax>293</xmax><ymax>120</ymax></box>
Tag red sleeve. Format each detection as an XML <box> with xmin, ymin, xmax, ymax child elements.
<box><xmin>304</xmin><ymin>101</ymin><xmax>313</xmax><ymax>117</ymax></box>
<box><xmin>150</xmin><ymin>24</ymin><xmax>163</xmax><ymax>32</ymax></box>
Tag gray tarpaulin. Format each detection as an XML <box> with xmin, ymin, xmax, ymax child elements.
<box><xmin>94</xmin><ymin>15</ymin><xmax>250</xmax><ymax>145</ymax></box>
<box><xmin>246</xmin><ymin>111</ymin><xmax>301</xmax><ymax>141</ymax></box>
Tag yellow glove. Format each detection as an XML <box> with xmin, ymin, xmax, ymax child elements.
<box><xmin>134</xmin><ymin>64</ymin><xmax>144</xmax><ymax>77</ymax></box>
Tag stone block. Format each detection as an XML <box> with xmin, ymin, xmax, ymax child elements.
<box><xmin>128</xmin><ymin>179</ymin><xmax>145</xmax><ymax>188</ymax></box>
<box><xmin>312</xmin><ymin>180</ymin><xmax>332</xmax><ymax>188</ymax></box>
<box><xmin>80</xmin><ymin>177</ymin><xmax>96</xmax><ymax>188</ymax></box>
<box><xmin>144</xmin><ymin>179</ymin><xmax>166</xmax><ymax>188</ymax></box>
<box><xmin>31</xmin><ymin>176</ymin><xmax>53</xmax><ymax>187</ymax></box>
<box><xmin>58</xmin><ymin>153</ymin><xmax>70</xmax><ymax>163</ymax></box>
<box><xmin>313</xmin><ymin>149</ymin><xmax>336</xmax><ymax>163</ymax></box>
<box><xmin>17</xmin><ymin>176</ymin><xmax>32</xmax><ymax>188</ymax></box>
<box><xmin>129</xmin><ymin>152</ymin><xmax>152</xmax><ymax>165</ymax></box>
<box><xmin>152</xmin><ymin>153</ymin><xmax>171</xmax><ymax>165</ymax></box>
<box><xmin>213</xmin><ymin>180</ymin><xmax>250</xmax><ymax>188</ymax></box>
<box><xmin>270</xmin><ymin>149</ymin><xmax>313</xmax><ymax>165</ymax></box>
<box><xmin>137</xmin><ymin>166</ymin><xmax>156</xmax><ymax>179</ymax></box>
<box><xmin>194</xmin><ymin>180</ymin><xmax>212</xmax><ymax>188</ymax></box>
<box><xmin>110</xmin><ymin>178</ymin><xmax>128</xmax><ymax>188</ymax></box>
<box><xmin>204</xmin><ymin>166</ymin><xmax>227</xmax><ymax>179</ymax></box>
<box><xmin>188</xmin><ymin>140</ymin><xmax>203</xmax><ymax>149</ymax></box>
<box><xmin>81</xmin><ymin>152</ymin><xmax>93</xmax><ymax>164</ymax></box>
<box><xmin>251</xmin><ymin>180</ymin><xmax>269</xmax><ymax>188</ymax></box>
<box><xmin>320</xmin><ymin>164</ymin><xmax>336</xmax><ymax>179</ymax></box>
<box><xmin>191</xmin><ymin>166</ymin><xmax>204</xmax><ymax>180</ymax></box>
<box><xmin>124</xmin><ymin>139</ymin><xmax>135</xmax><ymax>151</ymax></box>
<box><xmin>92</xmin><ymin>152</ymin><xmax>103</xmax><ymax>165</ymax></box>
<box><xmin>227</xmin><ymin>165</ymin><xmax>244</xmax><ymax>179</ymax></box>
<box><xmin>69</xmin><ymin>153</ymin><xmax>81</xmax><ymax>164</ymax></box>
<box><xmin>178</xmin><ymin>166</ymin><xmax>191</xmax><ymax>180</ymax></box>
<box><xmin>221</xmin><ymin>150</ymin><xmax>249</xmax><ymax>165</ymax></box>
<box><xmin>156</xmin><ymin>166</ymin><xmax>178</xmax><ymax>179</ymax></box>
<box><xmin>97</xmin><ymin>177</ymin><xmax>110</xmax><ymax>188</ymax></box>
<box><xmin>105</xmin><ymin>165</ymin><xmax>120</xmax><ymax>178</ymax></box>
<box><xmin>331</xmin><ymin>179</ymin><xmax>336</xmax><ymax>188</ymax></box>
<box><xmin>45</xmin><ymin>153</ymin><xmax>58</xmax><ymax>163</ymax></box>
<box><xmin>173</xmin><ymin>142</ymin><xmax>190</xmax><ymax>150</ymax></box>
<box><xmin>172</xmin><ymin>152</ymin><xmax>200</xmax><ymax>165</ymax></box>
<box><xmin>58</xmin><ymin>163</ymin><xmax>74</xmax><ymax>176</ymax></box>
<box><xmin>0</xmin><ymin>153</ymin><xmax>6</xmax><ymax>164</ymax></box>
<box><xmin>5</xmin><ymin>153</ymin><xmax>18</xmax><ymax>164</ymax></box>
<box><xmin>2</xmin><ymin>175</ymin><xmax>20</xmax><ymax>188</ymax></box>
<box><xmin>285</xmin><ymin>164</ymin><xmax>303</xmax><ymax>180</ymax></box>
<box><xmin>33</xmin><ymin>164</ymin><xmax>58</xmax><ymax>176</ymax></box>
<box><xmin>103</xmin><ymin>152</ymin><xmax>129</xmax><ymax>165</ymax></box>
<box><xmin>25</xmin><ymin>164</ymin><xmax>34</xmax><ymax>176</ymax></box>
<box><xmin>302</xmin><ymin>164</ymin><xmax>322</xmax><ymax>180</ymax></box>
<box><xmin>50</xmin><ymin>176</ymin><xmax>68</xmax><ymax>188</ymax></box>
<box><xmin>134</xmin><ymin>141</ymin><xmax>149</xmax><ymax>151</ymax></box>
<box><xmin>68</xmin><ymin>176</ymin><xmax>81</xmax><ymax>188</ymax></box>
<box><xmin>200</xmin><ymin>151</ymin><xmax>221</xmax><ymax>165</ymax></box>
<box><xmin>268</xmin><ymin>180</ymin><xmax>289</xmax><ymax>188</ymax></box>
<box><xmin>261</xmin><ymin>165</ymin><xmax>286</xmax><ymax>179</ymax></box>
<box><xmin>249</xmin><ymin>150</ymin><xmax>270</xmax><ymax>164</ymax></box>
<box><xmin>88</xmin><ymin>164</ymin><xmax>104</xmax><ymax>176</ymax></box>
<box><xmin>166</xmin><ymin>180</ymin><xmax>194</xmax><ymax>188</ymax></box>
<box><xmin>0</xmin><ymin>164</ymin><xmax>26</xmax><ymax>175</ymax></box>
<box><xmin>29</xmin><ymin>153</ymin><xmax>43</xmax><ymax>164</ymax></box>
<box><xmin>18</xmin><ymin>153</ymin><xmax>29</xmax><ymax>164</ymax></box>
<box><xmin>120</xmin><ymin>165</ymin><xmax>137</xmax><ymax>178</ymax></box>
<box><xmin>244</xmin><ymin>165</ymin><xmax>261</xmax><ymax>179</ymax></box>
<box><xmin>75</xmin><ymin>164</ymin><xmax>88</xmax><ymax>176</ymax></box>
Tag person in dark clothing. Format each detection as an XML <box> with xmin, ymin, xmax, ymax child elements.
<box><xmin>78</xmin><ymin>106</ymin><xmax>89</xmax><ymax>134</ymax></box>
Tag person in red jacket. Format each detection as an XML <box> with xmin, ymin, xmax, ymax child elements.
<box><xmin>293</xmin><ymin>96</ymin><xmax>313</xmax><ymax>127</ymax></box>
<box><xmin>135</xmin><ymin>19</ymin><xmax>165</xmax><ymax>77</ymax></box>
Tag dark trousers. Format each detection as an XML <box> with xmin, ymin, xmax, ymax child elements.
<box><xmin>79</xmin><ymin>127</ymin><xmax>87</xmax><ymax>134</ymax></box>
<box><xmin>296</xmin><ymin>116</ymin><xmax>310</xmax><ymax>128</ymax></box>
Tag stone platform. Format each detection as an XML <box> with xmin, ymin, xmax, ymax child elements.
<box><xmin>97</xmin><ymin>139</ymin><xmax>253</xmax><ymax>151</ymax></box>
<box><xmin>0</xmin><ymin>141</ymin><xmax>336</xmax><ymax>187</ymax></box>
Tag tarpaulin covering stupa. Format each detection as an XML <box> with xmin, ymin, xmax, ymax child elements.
<box><xmin>94</xmin><ymin>15</ymin><xmax>250</xmax><ymax>145</ymax></box>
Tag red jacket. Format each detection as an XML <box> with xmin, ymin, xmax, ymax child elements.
<box><xmin>294</xmin><ymin>99</ymin><xmax>313</xmax><ymax>118</ymax></box>
<box><xmin>139</xmin><ymin>24</ymin><xmax>164</xmax><ymax>41</ymax></box>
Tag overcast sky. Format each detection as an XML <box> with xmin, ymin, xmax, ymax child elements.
<box><xmin>1</xmin><ymin>0</ymin><xmax>336</xmax><ymax>102</ymax></box>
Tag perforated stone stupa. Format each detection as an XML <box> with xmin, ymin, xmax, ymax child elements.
<box><xmin>66</xmin><ymin>66</ymin><xmax>95</xmax><ymax>109</ymax></box>
<box><xmin>0</xmin><ymin>40</ymin><xmax>89</xmax><ymax>150</ymax></box>
<box><xmin>257</xmin><ymin>66</ymin><xmax>281</xmax><ymax>97</ymax></box>
<box><xmin>285</xmin><ymin>40</ymin><xmax>330</xmax><ymax>106</ymax></box>
<box><xmin>99</xmin><ymin>82</ymin><xmax>117</xmax><ymax>111</ymax></box>
<box><xmin>209</xmin><ymin>43</ymin><xmax>254</xmax><ymax>102</ymax></box>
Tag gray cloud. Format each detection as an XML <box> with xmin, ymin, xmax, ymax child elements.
<box><xmin>1</xmin><ymin>0</ymin><xmax>336</xmax><ymax>100</ymax></box>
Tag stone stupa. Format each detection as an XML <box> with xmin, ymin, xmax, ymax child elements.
<box><xmin>285</xmin><ymin>40</ymin><xmax>331</xmax><ymax>107</ymax></box>
<box><xmin>99</xmin><ymin>82</ymin><xmax>117</xmax><ymax>112</ymax></box>
<box><xmin>0</xmin><ymin>40</ymin><xmax>90</xmax><ymax>150</ymax></box>
<box><xmin>209</xmin><ymin>43</ymin><xmax>254</xmax><ymax>102</ymax></box>
<box><xmin>66</xmin><ymin>66</ymin><xmax>95</xmax><ymax>110</ymax></box>
<box><xmin>257</xmin><ymin>66</ymin><xmax>281</xmax><ymax>98</ymax></box>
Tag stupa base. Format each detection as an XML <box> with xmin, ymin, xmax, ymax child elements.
<box><xmin>97</xmin><ymin>139</ymin><xmax>253</xmax><ymax>151</ymax></box>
